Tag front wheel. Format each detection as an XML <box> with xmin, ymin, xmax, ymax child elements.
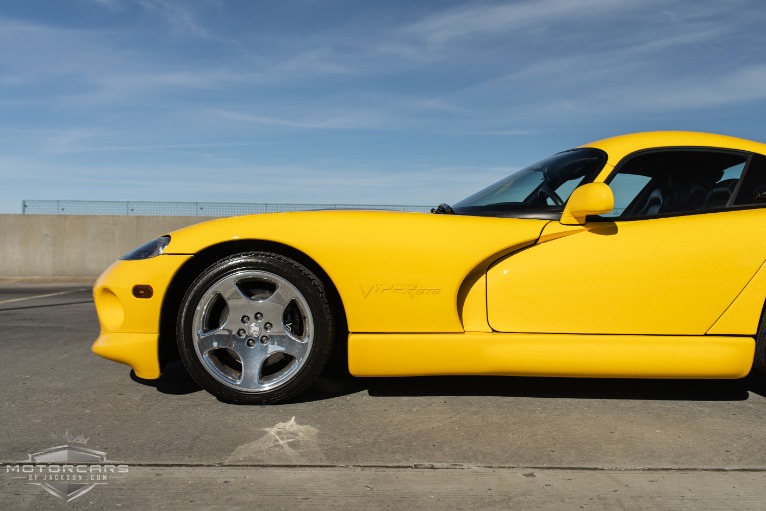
<box><xmin>177</xmin><ymin>252</ymin><xmax>336</xmax><ymax>404</ymax></box>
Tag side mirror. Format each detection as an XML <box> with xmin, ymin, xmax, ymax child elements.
<box><xmin>560</xmin><ymin>182</ymin><xmax>614</xmax><ymax>225</ymax></box>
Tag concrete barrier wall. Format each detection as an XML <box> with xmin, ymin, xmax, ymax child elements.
<box><xmin>0</xmin><ymin>215</ymin><xmax>207</xmax><ymax>277</ymax></box>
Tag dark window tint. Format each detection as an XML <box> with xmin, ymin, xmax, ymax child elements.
<box><xmin>734</xmin><ymin>154</ymin><xmax>766</xmax><ymax>206</ymax></box>
<box><xmin>604</xmin><ymin>150</ymin><xmax>748</xmax><ymax>219</ymax></box>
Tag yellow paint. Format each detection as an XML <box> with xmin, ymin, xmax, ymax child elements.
<box><xmin>560</xmin><ymin>182</ymin><xmax>615</xmax><ymax>225</ymax></box>
<box><xmin>92</xmin><ymin>332</ymin><xmax>160</xmax><ymax>379</ymax></box>
<box><xmin>708</xmin><ymin>259</ymin><xmax>766</xmax><ymax>335</ymax></box>
<box><xmin>536</xmin><ymin>222</ymin><xmax>588</xmax><ymax>244</ymax></box>
<box><xmin>582</xmin><ymin>131</ymin><xmax>766</xmax><ymax>179</ymax></box>
<box><xmin>348</xmin><ymin>332</ymin><xmax>754</xmax><ymax>379</ymax></box>
<box><xmin>489</xmin><ymin>209</ymin><xmax>766</xmax><ymax>335</ymax></box>
<box><xmin>458</xmin><ymin>273</ymin><xmax>492</xmax><ymax>332</ymax></box>
<box><xmin>91</xmin><ymin>254</ymin><xmax>191</xmax><ymax>379</ymax></box>
<box><xmin>164</xmin><ymin>211</ymin><xmax>548</xmax><ymax>333</ymax></box>
<box><xmin>94</xmin><ymin>287</ymin><xmax>124</xmax><ymax>332</ymax></box>
<box><xmin>93</xmin><ymin>255</ymin><xmax>191</xmax><ymax>334</ymax></box>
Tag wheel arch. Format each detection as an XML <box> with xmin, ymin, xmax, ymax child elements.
<box><xmin>158</xmin><ymin>239</ymin><xmax>349</xmax><ymax>373</ymax></box>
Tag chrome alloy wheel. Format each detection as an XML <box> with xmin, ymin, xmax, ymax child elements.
<box><xmin>190</xmin><ymin>270</ymin><xmax>314</xmax><ymax>393</ymax></box>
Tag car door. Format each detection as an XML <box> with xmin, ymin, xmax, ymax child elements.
<box><xmin>487</xmin><ymin>149</ymin><xmax>766</xmax><ymax>335</ymax></box>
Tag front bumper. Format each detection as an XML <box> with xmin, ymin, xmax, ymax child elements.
<box><xmin>92</xmin><ymin>332</ymin><xmax>162</xmax><ymax>379</ymax></box>
<box><xmin>91</xmin><ymin>254</ymin><xmax>191</xmax><ymax>379</ymax></box>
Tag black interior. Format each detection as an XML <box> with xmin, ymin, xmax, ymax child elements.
<box><xmin>616</xmin><ymin>150</ymin><xmax>748</xmax><ymax>218</ymax></box>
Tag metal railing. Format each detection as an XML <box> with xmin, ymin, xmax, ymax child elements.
<box><xmin>21</xmin><ymin>200</ymin><xmax>432</xmax><ymax>217</ymax></box>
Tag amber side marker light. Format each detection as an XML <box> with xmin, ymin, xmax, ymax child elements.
<box><xmin>132</xmin><ymin>285</ymin><xmax>154</xmax><ymax>299</ymax></box>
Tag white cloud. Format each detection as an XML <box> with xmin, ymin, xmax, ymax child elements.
<box><xmin>136</xmin><ymin>0</ymin><xmax>209</xmax><ymax>37</ymax></box>
<box><xmin>209</xmin><ymin>108</ymin><xmax>396</xmax><ymax>131</ymax></box>
<box><xmin>401</xmin><ymin>0</ymin><xmax>654</xmax><ymax>46</ymax></box>
<box><xmin>86</xmin><ymin>0</ymin><xmax>123</xmax><ymax>11</ymax></box>
<box><xmin>603</xmin><ymin>63</ymin><xmax>766</xmax><ymax>111</ymax></box>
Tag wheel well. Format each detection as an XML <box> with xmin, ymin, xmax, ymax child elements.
<box><xmin>158</xmin><ymin>240</ymin><xmax>349</xmax><ymax>372</ymax></box>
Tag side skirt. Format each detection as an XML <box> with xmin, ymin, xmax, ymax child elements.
<box><xmin>348</xmin><ymin>332</ymin><xmax>754</xmax><ymax>379</ymax></box>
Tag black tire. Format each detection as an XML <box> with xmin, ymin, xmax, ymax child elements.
<box><xmin>753</xmin><ymin>302</ymin><xmax>766</xmax><ymax>377</ymax></box>
<box><xmin>177</xmin><ymin>252</ymin><xmax>336</xmax><ymax>404</ymax></box>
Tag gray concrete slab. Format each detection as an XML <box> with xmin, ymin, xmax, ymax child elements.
<box><xmin>2</xmin><ymin>284</ymin><xmax>766</xmax><ymax>508</ymax></box>
<box><xmin>6</xmin><ymin>466</ymin><xmax>766</xmax><ymax>511</ymax></box>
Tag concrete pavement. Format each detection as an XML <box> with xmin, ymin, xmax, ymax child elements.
<box><xmin>2</xmin><ymin>283</ymin><xmax>766</xmax><ymax>509</ymax></box>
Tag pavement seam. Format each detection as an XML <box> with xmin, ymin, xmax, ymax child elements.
<box><xmin>0</xmin><ymin>288</ymin><xmax>90</xmax><ymax>305</ymax></box>
<box><xmin>5</xmin><ymin>461</ymin><xmax>766</xmax><ymax>472</ymax></box>
<box><xmin>0</xmin><ymin>299</ymin><xmax>94</xmax><ymax>312</ymax></box>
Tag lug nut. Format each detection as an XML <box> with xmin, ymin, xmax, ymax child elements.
<box><xmin>264</xmin><ymin>322</ymin><xmax>272</xmax><ymax>331</ymax></box>
<box><xmin>240</xmin><ymin>315</ymin><xmax>249</xmax><ymax>324</ymax></box>
<box><xmin>260</xmin><ymin>336</ymin><xmax>269</xmax><ymax>345</ymax></box>
<box><xmin>246</xmin><ymin>338</ymin><xmax>256</xmax><ymax>347</ymax></box>
<box><xmin>237</xmin><ymin>329</ymin><xmax>246</xmax><ymax>338</ymax></box>
<box><xmin>255</xmin><ymin>312</ymin><xmax>263</xmax><ymax>321</ymax></box>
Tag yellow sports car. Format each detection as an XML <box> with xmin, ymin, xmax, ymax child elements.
<box><xmin>92</xmin><ymin>131</ymin><xmax>766</xmax><ymax>404</ymax></box>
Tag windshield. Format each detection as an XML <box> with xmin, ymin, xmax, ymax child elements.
<box><xmin>452</xmin><ymin>148</ymin><xmax>607</xmax><ymax>218</ymax></box>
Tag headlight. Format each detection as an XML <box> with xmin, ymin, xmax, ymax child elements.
<box><xmin>121</xmin><ymin>236</ymin><xmax>171</xmax><ymax>260</ymax></box>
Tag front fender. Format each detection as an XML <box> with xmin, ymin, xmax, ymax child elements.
<box><xmin>165</xmin><ymin>211</ymin><xmax>549</xmax><ymax>333</ymax></box>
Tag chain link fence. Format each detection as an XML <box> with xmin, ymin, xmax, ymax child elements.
<box><xmin>22</xmin><ymin>200</ymin><xmax>432</xmax><ymax>217</ymax></box>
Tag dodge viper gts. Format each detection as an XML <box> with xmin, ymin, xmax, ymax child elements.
<box><xmin>92</xmin><ymin>131</ymin><xmax>766</xmax><ymax>404</ymax></box>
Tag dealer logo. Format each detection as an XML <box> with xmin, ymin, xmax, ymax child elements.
<box><xmin>5</xmin><ymin>432</ymin><xmax>129</xmax><ymax>502</ymax></box>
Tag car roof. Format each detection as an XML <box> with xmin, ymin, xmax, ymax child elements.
<box><xmin>581</xmin><ymin>131</ymin><xmax>766</xmax><ymax>167</ymax></box>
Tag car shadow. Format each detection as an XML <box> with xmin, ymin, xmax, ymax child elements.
<box><xmin>131</xmin><ymin>362</ymin><xmax>766</xmax><ymax>403</ymax></box>
<box><xmin>130</xmin><ymin>362</ymin><xmax>202</xmax><ymax>395</ymax></box>
<box><xmin>129</xmin><ymin>361</ymin><xmax>367</xmax><ymax>401</ymax></box>
<box><xmin>290</xmin><ymin>373</ymin><xmax>766</xmax><ymax>404</ymax></box>
<box><xmin>362</xmin><ymin>374</ymin><xmax>762</xmax><ymax>401</ymax></box>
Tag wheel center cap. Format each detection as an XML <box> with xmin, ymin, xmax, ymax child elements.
<box><xmin>248</xmin><ymin>323</ymin><xmax>261</xmax><ymax>336</ymax></box>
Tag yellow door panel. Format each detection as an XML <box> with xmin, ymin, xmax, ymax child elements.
<box><xmin>708</xmin><ymin>259</ymin><xmax>766</xmax><ymax>335</ymax></box>
<box><xmin>487</xmin><ymin>209</ymin><xmax>766</xmax><ymax>335</ymax></box>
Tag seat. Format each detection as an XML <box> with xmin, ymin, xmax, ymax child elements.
<box><xmin>621</xmin><ymin>175</ymin><xmax>709</xmax><ymax>217</ymax></box>
<box><xmin>702</xmin><ymin>179</ymin><xmax>738</xmax><ymax>210</ymax></box>
<box><xmin>663</xmin><ymin>176</ymin><xmax>708</xmax><ymax>213</ymax></box>
<box><xmin>621</xmin><ymin>177</ymin><xmax>668</xmax><ymax>217</ymax></box>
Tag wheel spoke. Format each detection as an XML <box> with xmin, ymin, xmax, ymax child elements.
<box><xmin>268</xmin><ymin>333</ymin><xmax>309</xmax><ymax>360</ymax></box>
<box><xmin>222</xmin><ymin>288</ymin><xmax>256</xmax><ymax>328</ymax></box>
<box><xmin>196</xmin><ymin>329</ymin><xmax>236</xmax><ymax>355</ymax></box>
<box><xmin>256</xmin><ymin>284</ymin><xmax>300</xmax><ymax>317</ymax></box>
<box><xmin>236</xmin><ymin>345</ymin><xmax>268</xmax><ymax>390</ymax></box>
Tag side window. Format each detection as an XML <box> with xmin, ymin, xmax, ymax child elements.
<box><xmin>604</xmin><ymin>149</ymin><xmax>749</xmax><ymax>219</ymax></box>
<box><xmin>602</xmin><ymin>174</ymin><xmax>651</xmax><ymax>217</ymax></box>
<box><xmin>734</xmin><ymin>154</ymin><xmax>766</xmax><ymax>206</ymax></box>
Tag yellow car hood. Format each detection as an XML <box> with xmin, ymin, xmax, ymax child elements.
<box><xmin>165</xmin><ymin>210</ymin><xmax>549</xmax><ymax>332</ymax></box>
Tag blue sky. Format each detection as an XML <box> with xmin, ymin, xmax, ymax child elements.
<box><xmin>1</xmin><ymin>0</ymin><xmax>765</xmax><ymax>213</ymax></box>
